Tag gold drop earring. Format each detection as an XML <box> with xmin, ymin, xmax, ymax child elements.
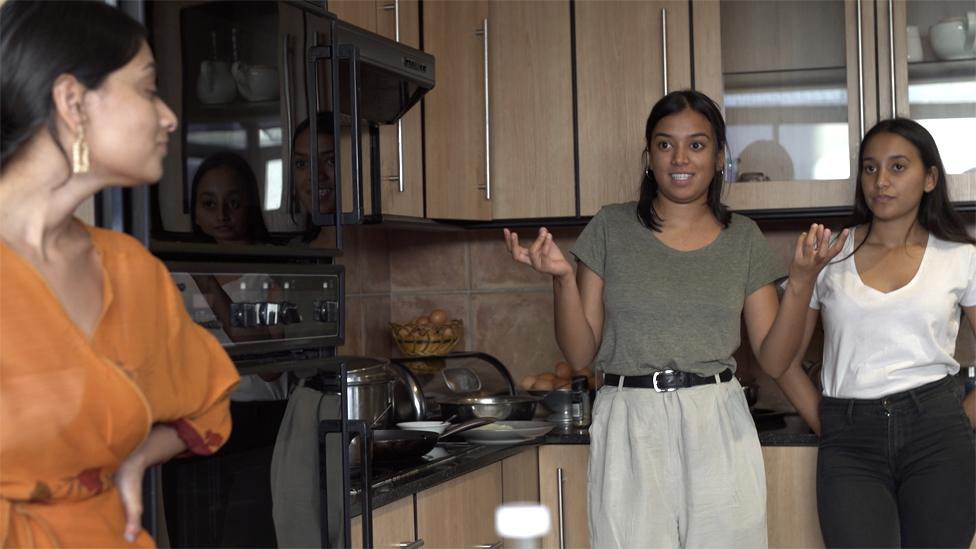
<box><xmin>72</xmin><ymin>121</ymin><xmax>90</xmax><ymax>174</ymax></box>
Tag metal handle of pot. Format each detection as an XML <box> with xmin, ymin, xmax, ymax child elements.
<box><xmin>557</xmin><ymin>467</ymin><xmax>565</xmax><ymax>549</ymax></box>
<box><xmin>661</xmin><ymin>8</ymin><xmax>668</xmax><ymax>96</ymax></box>
<box><xmin>395</xmin><ymin>540</ymin><xmax>424</xmax><ymax>549</ymax></box>
<box><xmin>472</xmin><ymin>543</ymin><xmax>502</xmax><ymax>549</ymax></box>
<box><xmin>439</xmin><ymin>417</ymin><xmax>496</xmax><ymax>439</ymax></box>
<box><xmin>475</xmin><ymin>18</ymin><xmax>491</xmax><ymax>200</ymax></box>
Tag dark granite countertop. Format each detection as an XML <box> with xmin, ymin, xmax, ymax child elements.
<box><xmin>351</xmin><ymin>415</ymin><xmax>816</xmax><ymax>516</ymax></box>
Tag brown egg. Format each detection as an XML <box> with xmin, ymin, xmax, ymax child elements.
<box><xmin>538</xmin><ymin>372</ymin><xmax>556</xmax><ymax>381</ymax></box>
<box><xmin>429</xmin><ymin>309</ymin><xmax>449</xmax><ymax>325</ymax></box>
<box><xmin>532</xmin><ymin>378</ymin><xmax>554</xmax><ymax>391</ymax></box>
<box><xmin>520</xmin><ymin>375</ymin><xmax>537</xmax><ymax>390</ymax></box>
<box><xmin>415</xmin><ymin>316</ymin><xmax>431</xmax><ymax>326</ymax></box>
<box><xmin>555</xmin><ymin>361</ymin><xmax>573</xmax><ymax>380</ymax></box>
<box><xmin>396</xmin><ymin>326</ymin><xmax>411</xmax><ymax>338</ymax></box>
<box><xmin>440</xmin><ymin>326</ymin><xmax>456</xmax><ymax>339</ymax></box>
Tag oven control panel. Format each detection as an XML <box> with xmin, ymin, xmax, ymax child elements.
<box><xmin>169</xmin><ymin>265</ymin><xmax>344</xmax><ymax>353</ymax></box>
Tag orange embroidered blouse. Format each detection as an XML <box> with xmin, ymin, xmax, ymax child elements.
<box><xmin>0</xmin><ymin>224</ymin><xmax>239</xmax><ymax>547</ymax></box>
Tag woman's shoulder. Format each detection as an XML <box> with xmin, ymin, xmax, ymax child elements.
<box><xmin>84</xmin><ymin>223</ymin><xmax>167</xmax><ymax>273</ymax></box>
<box><xmin>592</xmin><ymin>202</ymin><xmax>640</xmax><ymax>225</ymax></box>
<box><xmin>726</xmin><ymin>212</ymin><xmax>764</xmax><ymax>240</ymax></box>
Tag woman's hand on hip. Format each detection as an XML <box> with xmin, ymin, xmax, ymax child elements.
<box><xmin>503</xmin><ymin>227</ymin><xmax>574</xmax><ymax>279</ymax></box>
<box><xmin>113</xmin><ymin>450</ymin><xmax>148</xmax><ymax>543</ymax></box>
<box><xmin>789</xmin><ymin>224</ymin><xmax>849</xmax><ymax>287</ymax></box>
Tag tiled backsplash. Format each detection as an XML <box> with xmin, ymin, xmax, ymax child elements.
<box><xmin>338</xmin><ymin>216</ymin><xmax>975</xmax><ymax>413</ymax></box>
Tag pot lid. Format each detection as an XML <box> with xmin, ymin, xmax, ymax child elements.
<box><xmin>345</xmin><ymin>357</ymin><xmax>394</xmax><ymax>385</ymax></box>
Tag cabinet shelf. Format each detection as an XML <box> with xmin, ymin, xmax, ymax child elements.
<box><xmin>724</xmin><ymin>66</ymin><xmax>847</xmax><ymax>92</ymax></box>
<box><xmin>907</xmin><ymin>58</ymin><xmax>976</xmax><ymax>82</ymax></box>
<box><xmin>185</xmin><ymin>99</ymin><xmax>281</xmax><ymax>124</ymax></box>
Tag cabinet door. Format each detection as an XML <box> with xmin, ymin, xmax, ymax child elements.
<box><xmin>575</xmin><ymin>1</ymin><xmax>691</xmax><ymax>216</ymax></box>
<box><xmin>538</xmin><ymin>445</ymin><xmax>589</xmax><ymax>549</ymax></box>
<box><xmin>762</xmin><ymin>446</ymin><xmax>824</xmax><ymax>548</ymax></box>
<box><xmin>377</xmin><ymin>0</ymin><xmax>425</xmax><ymax>217</ymax></box>
<box><xmin>882</xmin><ymin>0</ymin><xmax>976</xmax><ymax>204</ymax></box>
<box><xmin>424</xmin><ymin>0</ymin><xmax>492</xmax><ymax>221</ymax></box>
<box><xmin>487</xmin><ymin>0</ymin><xmax>575</xmax><ymax>220</ymax></box>
<box><xmin>694</xmin><ymin>0</ymin><xmax>877</xmax><ymax>213</ymax></box>
<box><xmin>502</xmin><ymin>447</ymin><xmax>540</xmax><ymax>503</ymax></box>
<box><xmin>416</xmin><ymin>462</ymin><xmax>504</xmax><ymax>548</ymax></box>
<box><xmin>350</xmin><ymin>496</ymin><xmax>419</xmax><ymax>549</ymax></box>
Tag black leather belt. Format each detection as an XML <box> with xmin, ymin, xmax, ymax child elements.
<box><xmin>603</xmin><ymin>369</ymin><xmax>734</xmax><ymax>392</ymax></box>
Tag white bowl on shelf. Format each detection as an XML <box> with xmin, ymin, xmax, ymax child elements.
<box><xmin>396</xmin><ymin>421</ymin><xmax>451</xmax><ymax>435</ymax></box>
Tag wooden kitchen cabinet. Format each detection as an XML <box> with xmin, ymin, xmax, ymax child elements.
<box><xmin>574</xmin><ymin>1</ymin><xmax>691</xmax><ymax>216</ymax></box>
<box><xmin>416</xmin><ymin>462</ymin><xmax>505</xmax><ymax>549</ymax></box>
<box><xmin>538</xmin><ymin>445</ymin><xmax>589</xmax><ymax>549</ymax></box>
<box><xmin>880</xmin><ymin>0</ymin><xmax>976</xmax><ymax>205</ymax></box>
<box><xmin>693</xmin><ymin>0</ymin><xmax>878</xmax><ymax>214</ymax></box>
<box><xmin>763</xmin><ymin>446</ymin><xmax>824</xmax><ymax>548</ymax></box>
<box><xmin>328</xmin><ymin>0</ymin><xmax>425</xmax><ymax>219</ymax></box>
<box><xmin>502</xmin><ymin>446</ymin><xmax>540</xmax><ymax>503</ymax></box>
<box><xmin>424</xmin><ymin>0</ymin><xmax>576</xmax><ymax>221</ymax></box>
<box><xmin>350</xmin><ymin>495</ymin><xmax>419</xmax><ymax>549</ymax></box>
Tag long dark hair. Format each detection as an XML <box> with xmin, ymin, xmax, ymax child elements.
<box><xmin>1</xmin><ymin>1</ymin><xmax>146</xmax><ymax>169</ymax></box>
<box><xmin>849</xmin><ymin>118</ymin><xmax>975</xmax><ymax>248</ymax></box>
<box><xmin>190</xmin><ymin>151</ymin><xmax>270</xmax><ymax>243</ymax></box>
<box><xmin>637</xmin><ymin>90</ymin><xmax>731</xmax><ymax>231</ymax></box>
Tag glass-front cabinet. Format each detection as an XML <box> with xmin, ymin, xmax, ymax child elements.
<box><xmin>694</xmin><ymin>0</ymin><xmax>877</xmax><ymax>214</ymax></box>
<box><xmin>881</xmin><ymin>0</ymin><xmax>976</xmax><ymax>203</ymax></box>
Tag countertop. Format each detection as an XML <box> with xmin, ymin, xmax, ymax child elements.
<box><xmin>351</xmin><ymin>415</ymin><xmax>816</xmax><ymax>515</ymax></box>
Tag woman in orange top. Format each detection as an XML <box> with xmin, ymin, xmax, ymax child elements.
<box><xmin>0</xmin><ymin>2</ymin><xmax>239</xmax><ymax>546</ymax></box>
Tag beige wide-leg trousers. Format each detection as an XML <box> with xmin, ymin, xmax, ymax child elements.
<box><xmin>587</xmin><ymin>377</ymin><xmax>767</xmax><ymax>549</ymax></box>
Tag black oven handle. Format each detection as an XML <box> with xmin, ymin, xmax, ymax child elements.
<box><xmin>306</xmin><ymin>45</ymin><xmax>344</xmax><ymax>249</ymax></box>
<box><xmin>338</xmin><ymin>44</ymin><xmax>364</xmax><ymax>226</ymax></box>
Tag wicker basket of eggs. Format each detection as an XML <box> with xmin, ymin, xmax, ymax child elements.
<box><xmin>390</xmin><ymin>308</ymin><xmax>463</xmax><ymax>359</ymax></box>
<box><xmin>520</xmin><ymin>361</ymin><xmax>596</xmax><ymax>392</ymax></box>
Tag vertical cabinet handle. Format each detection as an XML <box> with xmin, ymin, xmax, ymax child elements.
<box><xmin>383</xmin><ymin>1</ymin><xmax>405</xmax><ymax>193</ymax></box>
<box><xmin>475</xmin><ymin>18</ymin><xmax>491</xmax><ymax>200</ymax></box>
<box><xmin>281</xmin><ymin>33</ymin><xmax>294</xmax><ymax>208</ymax></box>
<box><xmin>557</xmin><ymin>467</ymin><xmax>566</xmax><ymax>549</ymax></box>
<box><xmin>855</xmin><ymin>0</ymin><xmax>864</xmax><ymax>137</ymax></box>
<box><xmin>661</xmin><ymin>8</ymin><xmax>668</xmax><ymax>96</ymax></box>
<box><xmin>395</xmin><ymin>539</ymin><xmax>424</xmax><ymax>549</ymax></box>
<box><xmin>887</xmin><ymin>0</ymin><xmax>896</xmax><ymax>118</ymax></box>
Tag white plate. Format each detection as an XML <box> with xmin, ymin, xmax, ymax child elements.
<box><xmin>459</xmin><ymin>420</ymin><xmax>555</xmax><ymax>443</ymax></box>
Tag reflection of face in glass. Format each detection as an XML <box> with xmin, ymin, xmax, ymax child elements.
<box><xmin>194</xmin><ymin>165</ymin><xmax>252</xmax><ymax>244</ymax></box>
<box><xmin>293</xmin><ymin>129</ymin><xmax>336</xmax><ymax>215</ymax></box>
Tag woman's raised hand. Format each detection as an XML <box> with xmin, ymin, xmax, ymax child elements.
<box><xmin>503</xmin><ymin>227</ymin><xmax>574</xmax><ymax>279</ymax></box>
<box><xmin>790</xmin><ymin>223</ymin><xmax>849</xmax><ymax>286</ymax></box>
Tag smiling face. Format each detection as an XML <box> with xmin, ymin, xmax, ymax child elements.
<box><xmin>193</xmin><ymin>165</ymin><xmax>252</xmax><ymax>244</ymax></box>
<box><xmin>648</xmin><ymin>108</ymin><xmax>723</xmax><ymax>207</ymax></box>
<box><xmin>293</xmin><ymin>129</ymin><xmax>336</xmax><ymax>215</ymax></box>
<box><xmin>82</xmin><ymin>41</ymin><xmax>177</xmax><ymax>184</ymax></box>
<box><xmin>859</xmin><ymin>132</ymin><xmax>936</xmax><ymax>223</ymax></box>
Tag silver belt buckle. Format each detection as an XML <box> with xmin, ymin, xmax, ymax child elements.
<box><xmin>652</xmin><ymin>369</ymin><xmax>677</xmax><ymax>393</ymax></box>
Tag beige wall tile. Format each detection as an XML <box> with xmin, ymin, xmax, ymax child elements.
<box><xmin>339</xmin><ymin>295</ymin><xmax>363</xmax><ymax>356</ymax></box>
<box><xmin>359</xmin><ymin>227</ymin><xmax>391</xmax><ymax>294</ymax></box>
<box><xmin>389</xmin><ymin>230</ymin><xmax>468</xmax><ymax>291</ymax></box>
<box><xmin>361</xmin><ymin>296</ymin><xmax>393</xmax><ymax>357</ymax></box>
<box><xmin>469</xmin><ymin>227</ymin><xmax>582</xmax><ymax>290</ymax></box>
<box><xmin>336</xmin><ymin>226</ymin><xmax>364</xmax><ymax>295</ymax></box>
<box><xmin>471</xmin><ymin>292</ymin><xmax>565</xmax><ymax>386</ymax></box>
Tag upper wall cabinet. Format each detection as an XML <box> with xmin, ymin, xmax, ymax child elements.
<box><xmin>329</xmin><ymin>0</ymin><xmax>425</xmax><ymax>218</ymax></box>
<box><xmin>880</xmin><ymin>0</ymin><xmax>976</xmax><ymax>203</ymax></box>
<box><xmin>694</xmin><ymin>0</ymin><xmax>878</xmax><ymax>214</ymax></box>
<box><xmin>424</xmin><ymin>0</ymin><xmax>576</xmax><ymax>221</ymax></box>
<box><xmin>575</xmin><ymin>1</ymin><xmax>691</xmax><ymax>217</ymax></box>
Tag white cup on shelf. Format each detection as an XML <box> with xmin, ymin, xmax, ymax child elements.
<box><xmin>906</xmin><ymin>25</ymin><xmax>924</xmax><ymax>62</ymax></box>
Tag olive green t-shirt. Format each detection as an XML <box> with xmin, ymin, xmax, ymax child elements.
<box><xmin>569</xmin><ymin>202</ymin><xmax>784</xmax><ymax>376</ymax></box>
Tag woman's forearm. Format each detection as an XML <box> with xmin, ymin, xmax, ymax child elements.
<box><xmin>127</xmin><ymin>424</ymin><xmax>188</xmax><ymax>470</ymax></box>
<box><xmin>552</xmin><ymin>273</ymin><xmax>598</xmax><ymax>370</ymax></box>
<box><xmin>758</xmin><ymin>279</ymin><xmax>817</xmax><ymax>378</ymax></box>
<box><xmin>775</xmin><ymin>361</ymin><xmax>823</xmax><ymax>435</ymax></box>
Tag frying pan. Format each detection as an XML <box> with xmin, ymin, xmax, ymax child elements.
<box><xmin>370</xmin><ymin>418</ymin><xmax>494</xmax><ymax>463</ymax></box>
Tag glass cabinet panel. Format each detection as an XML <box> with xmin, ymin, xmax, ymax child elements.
<box><xmin>902</xmin><ymin>1</ymin><xmax>976</xmax><ymax>178</ymax></box>
<box><xmin>720</xmin><ymin>0</ymin><xmax>853</xmax><ymax>184</ymax></box>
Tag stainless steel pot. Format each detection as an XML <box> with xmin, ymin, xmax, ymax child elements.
<box><xmin>346</xmin><ymin>358</ymin><xmax>395</xmax><ymax>428</ymax></box>
<box><xmin>436</xmin><ymin>395</ymin><xmax>540</xmax><ymax>422</ymax></box>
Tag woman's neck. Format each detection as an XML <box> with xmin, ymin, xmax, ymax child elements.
<box><xmin>652</xmin><ymin>196</ymin><xmax>716</xmax><ymax>231</ymax></box>
<box><xmin>862</xmin><ymin>212</ymin><xmax>927</xmax><ymax>250</ymax></box>
<box><xmin>0</xmin><ymin>142</ymin><xmax>98</xmax><ymax>260</ymax></box>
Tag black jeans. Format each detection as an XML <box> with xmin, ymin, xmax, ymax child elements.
<box><xmin>817</xmin><ymin>376</ymin><xmax>975</xmax><ymax>548</ymax></box>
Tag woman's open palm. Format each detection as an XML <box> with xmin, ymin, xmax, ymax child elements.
<box><xmin>503</xmin><ymin>227</ymin><xmax>573</xmax><ymax>279</ymax></box>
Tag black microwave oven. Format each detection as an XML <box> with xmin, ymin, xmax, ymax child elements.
<box><xmin>137</xmin><ymin>0</ymin><xmax>434</xmax><ymax>260</ymax></box>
